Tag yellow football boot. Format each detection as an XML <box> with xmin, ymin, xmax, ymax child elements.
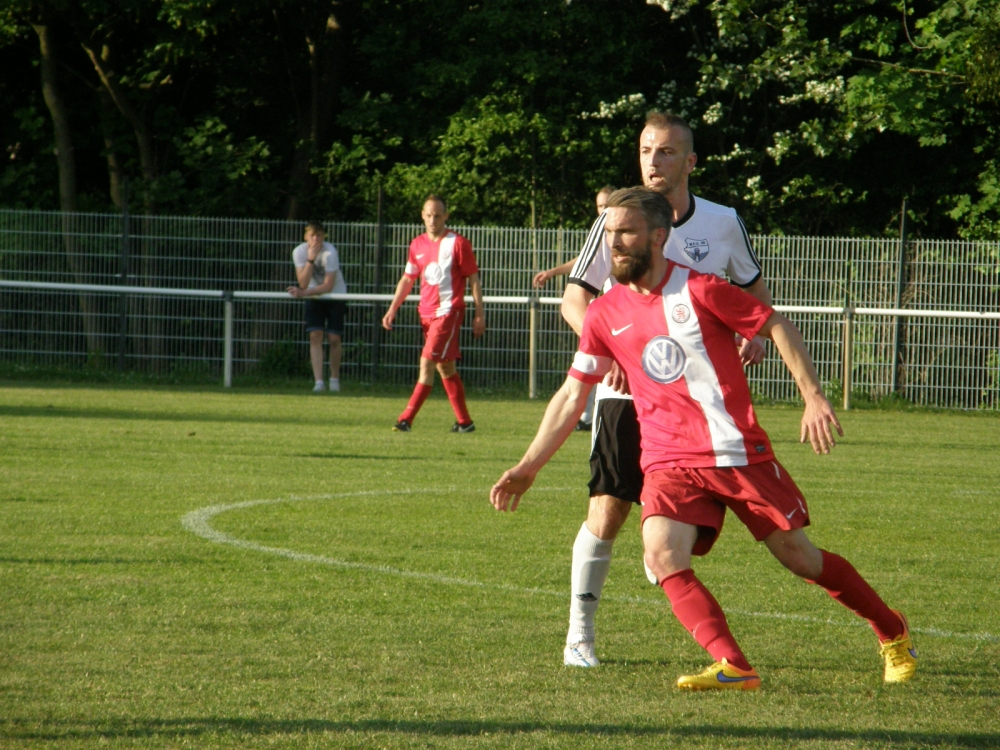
<box><xmin>879</xmin><ymin>609</ymin><xmax>917</xmax><ymax>683</ymax></box>
<box><xmin>676</xmin><ymin>658</ymin><xmax>761</xmax><ymax>691</ymax></box>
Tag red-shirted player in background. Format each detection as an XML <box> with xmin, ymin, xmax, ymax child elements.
<box><xmin>490</xmin><ymin>187</ymin><xmax>917</xmax><ymax>690</ymax></box>
<box><xmin>382</xmin><ymin>195</ymin><xmax>486</xmax><ymax>433</ymax></box>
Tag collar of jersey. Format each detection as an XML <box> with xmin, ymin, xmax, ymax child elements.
<box><xmin>673</xmin><ymin>194</ymin><xmax>696</xmax><ymax>228</ymax></box>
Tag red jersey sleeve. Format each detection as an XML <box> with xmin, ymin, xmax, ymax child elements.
<box><xmin>692</xmin><ymin>272</ymin><xmax>773</xmax><ymax>340</ymax></box>
<box><xmin>454</xmin><ymin>235</ymin><xmax>479</xmax><ymax>278</ymax></box>
<box><xmin>569</xmin><ymin>303</ymin><xmax>614</xmax><ymax>383</ymax></box>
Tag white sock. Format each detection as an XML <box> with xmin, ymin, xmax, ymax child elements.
<box><xmin>315</xmin><ymin>379</ymin><xmax>324</xmax><ymax>387</ymax></box>
<box><xmin>329</xmin><ymin>377</ymin><xmax>340</xmax><ymax>391</ymax></box>
<box><xmin>567</xmin><ymin>522</ymin><xmax>614</xmax><ymax>645</ymax></box>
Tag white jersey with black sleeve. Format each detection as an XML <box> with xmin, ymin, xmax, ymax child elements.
<box><xmin>567</xmin><ymin>194</ymin><xmax>762</xmax><ymax>401</ymax></box>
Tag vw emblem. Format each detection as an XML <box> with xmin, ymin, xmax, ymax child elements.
<box><xmin>423</xmin><ymin>262</ymin><xmax>444</xmax><ymax>286</ymax></box>
<box><xmin>641</xmin><ymin>336</ymin><xmax>687</xmax><ymax>384</ymax></box>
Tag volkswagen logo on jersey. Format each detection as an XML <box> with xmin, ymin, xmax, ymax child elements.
<box><xmin>671</xmin><ymin>304</ymin><xmax>691</xmax><ymax>324</ymax></box>
<box><xmin>683</xmin><ymin>238</ymin><xmax>710</xmax><ymax>263</ymax></box>
<box><xmin>423</xmin><ymin>262</ymin><xmax>444</xmax><ymax>286</ymax></box>
<box><xmin>641</xmin><ymin>336</ymin><xmax>687</xmax><ymax>384</ymax></box>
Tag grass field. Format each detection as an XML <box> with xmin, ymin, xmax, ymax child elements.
<box><xmin>2</xmin><ymin>383</ymin><xmax>999</xmax><ymax>749</ymax></box>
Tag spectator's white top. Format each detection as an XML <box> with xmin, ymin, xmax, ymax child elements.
<box><xmin>292</xmin><ymin>241</ymin><xmax>347</xmax><ymax>294</ymax></box>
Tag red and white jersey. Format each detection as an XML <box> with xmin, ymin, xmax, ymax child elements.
<box><xmin>569</xmin><ymin>261</ymin><xmax>775</xmax><ymax>470</ymax></box>
<box><xmin>568</xmin><ymin>195</ymin><xmax>762</xmax><ymax>403</ymax></box>
<box><xmin>405</xmin><ymin>231</ymin><xmax>479</xmax><ymax>319</ymax></box>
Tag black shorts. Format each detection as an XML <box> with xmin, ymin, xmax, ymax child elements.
<box><xmin>588</xmin><ymin>396</ymin><xmax>643</xmax><ymax>504</ymax></box>
<box><xmin>304</xmin><ymin>299</ymin><xmax>346</xmax><ymax>336</ymax></box>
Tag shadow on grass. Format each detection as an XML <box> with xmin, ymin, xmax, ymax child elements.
<box><xmin>2</xmin><ymin>718</ymin><xmax>997</xmax><ymax>746</ymax></box>
<box><xmin>0</xmin><ymin>404</ymin><xmax>373</xmax><ymax>426</ymax></box>
<box><xmin>294</xmin><ymin>453</ymin><xmax>425</xmax><ymax>461</ymax></box>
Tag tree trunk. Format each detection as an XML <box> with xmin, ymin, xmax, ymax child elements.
<box><xmin>32</xmin><ymin>23</ymin><xmax>104</xmax><ymax>359</ymax></box>
<box><xmin>282</xmin><ymin>7</ymin><xmax>350</xmax><ymax>221</ymax></box>
<box><xmin>82</xmin><ymin>42</ymin><xmax>156</xmax><ymax>213</ymax></box>
<box><xmin>97</xmin><ymin>87</ymin><xmax>123</xmax><ymax>209</ymax></box>
<box><xmin>82</xmin><ymin>41</ymin><xmax>164</xmax><ymax>371</ymax></box>
<box><xmin>252</xmin><ymin>8</ymin><xmax>353</xmax><ymax>368</ymax></box>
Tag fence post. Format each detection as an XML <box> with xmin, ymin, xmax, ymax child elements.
<box><xmin>117</xmin><ymin>178</ymin><xmax>130</xmax><ymax>371</ymax></box>
<box><xmin>371</xmin><ymin>185</ymin><xmax>384</xmax><ymax>382</ymax></box>
<box><xmin>223</xmin><ymin>290</ymin><xmax>234</xmax><ymax>388</ymax></box>
<box><xmin>843</xmin><ymin>308</ymin><xmax>854</xmax><ymax>410</ymax></box>
<box><xmin>528</xmin><ymin>296</ymin><xmax>538</xmax><ymax>399</ymax></box>
<box><xmin>891</xmin><ymin>197</ymin><xmax>909</xmax><ymax>393</ymax></box>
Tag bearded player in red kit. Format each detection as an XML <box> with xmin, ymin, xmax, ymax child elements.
<box><xmin>490</xmin><ymin>187</ymin><xmax>917</xmax><ymax>690</ymax></box>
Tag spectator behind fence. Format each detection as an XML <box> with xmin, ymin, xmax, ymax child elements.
<box><xmin>287</xmin><ymin>222</ymin><xmax>347</xmax><ymax>393</ymax></box>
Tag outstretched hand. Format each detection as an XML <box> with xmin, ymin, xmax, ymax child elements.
<box><xmin>490</xmin><ymin>465</ymin><xmax>537</xmax><ymax>512</ymax></box>
<box><xmin>800</xmin><ymin>396</ymin><xmax>843</xmax><ymax>454</ymax></box>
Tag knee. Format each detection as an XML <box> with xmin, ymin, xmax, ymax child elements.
<box><xmin>328</xmin><ymin>334</ymin><xmax>342</xmax><ymax>347</ymax></box>
<box><xmin>585</xmin><ymin>496</ymin><xmax>631</xmax><ymax>540</ymax></box>
<box><xmin>437</xmin><ymin>360</ymin><xmax>456</xmax><ymax>378</ymax></box>
<box><xmin>643</xmin><ymin>547</ymin><xmax>688</xmax><ymax>581</ymax></box>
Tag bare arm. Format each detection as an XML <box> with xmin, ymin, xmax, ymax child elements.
<box><xmin>745</xmin><ymin>276</ymin><xmax>772</xmax><ymax>306</ymax></box>
<box><xmin>468</xmin><ymin>271</ymin><xmax>486</xmax><ymax>337</ymax></box>
<box><xmin>561</xmin><ymin>283</ymin><xmax>628</xmax><ymax>394</ymax></box>
<box><xmin>736</xmin><ymin>277</ymin><xmax>774</xmax><ymax>366</ymax></box>
<box><xmin>288</xmin><ymin>271</ymin><xmax>335</xmax><ymax>299</ymax></box>
<box><xmin>490</xmin><ymin>375</ymin><xmax>592</xmax><ymax>511</ymax></box>
<box><xmin>293</xmin><ymin>262</ymin><xmax>313</xmax><ymax>289</ymax></box>
<box><xmin>560</xmin><ymin>283</ymin><xmax>594</xmax><ymax>336</ymax></box>
<box><xmin>533</xmin><ymin>259</ymin><xmax>576</xmax><ymax>288</ymax></box>
<box><xmin>758</xmin><ymin>312</ymin><xmax>843</xmax><ymax>454</ymax></box>
<box><xmin>381</xmin><ymin>275</ymin><xmax>416</xmax><ymax>331</ymax></box>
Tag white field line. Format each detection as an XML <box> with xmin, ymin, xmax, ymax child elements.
<box><xmin>181</xmin><ymin>489</ymin><xmax>999</xmax><ymax>644</ymax></box>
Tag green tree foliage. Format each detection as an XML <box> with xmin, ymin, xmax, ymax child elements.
<box><xmin>1</xmin><ymin>0</ymin><xmax>998</xmax><ymax>237</ymax></box>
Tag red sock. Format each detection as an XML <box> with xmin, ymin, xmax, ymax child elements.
<box><xmin>441</xmin><ymin>373</ymin><xmax>471</xmax><ymax>425</ymax></box>
<box><xmin>809</xmin><ymin>550</ymin><xmax>902</xmax><ymax>641</ymax></box>
<box><xmin>660</xmin><ymin>569</ymin><xmax>752</xmax><ymax>671</ymax></box>
<box><xmin>399</xmin><ymin>382</ymin><xmax>432</xmax><ymax>424</ymax></box>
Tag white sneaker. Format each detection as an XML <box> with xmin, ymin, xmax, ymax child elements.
<box><xmin>328</xmin><ymin>378</ymin><xmax>340</xmax><ymax>392</ymax></box>
<box><xmin>312</xmin><ymin>381</ymin><xmax>326</xmax><ymax>393</ymax></box>
<box><xmin>564</xmin><ymin>642</ymin><xmax>599</xmax><ymax>667</ymax></box>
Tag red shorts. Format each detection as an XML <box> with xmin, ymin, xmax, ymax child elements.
<box><xmin>640</xmin><ymin>461</ymin><xmax>810</xmax><ymax>556</ymax></box>
<box><xmin>421</xmin><ymin>309</ymin><xmax>463</xmax><ymax>362</ymax></box>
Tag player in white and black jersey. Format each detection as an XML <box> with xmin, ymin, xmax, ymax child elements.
<box><xmin>559</xmin><ymin>112</ymin><xmax>773</xmax><ymax>668</ymax></box>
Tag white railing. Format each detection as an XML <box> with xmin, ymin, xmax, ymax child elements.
<box><xmin>4</xmin><ymin>279</ymin><xmax>997</xmax><ymax>409</ymax></box>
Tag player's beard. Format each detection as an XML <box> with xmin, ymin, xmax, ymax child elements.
<box><xmin>611</xmin><ymin>239</ymin><xmax>653</xmax><ymax>284</ymax></box>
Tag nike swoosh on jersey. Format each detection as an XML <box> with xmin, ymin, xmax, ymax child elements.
<box><xmin>785</xmin><ymin>508</ymin><xmax>798</xmax><ymax>519</ymax></box>
<box><xmin>611</xmin><ymin>324</ymin><xmax>633</xmax><ymax>336</ymax></box>
<box><xmin>416</xmin><ymin>254</ymin><xmax>425</xmax><ymax>258</ymax></box>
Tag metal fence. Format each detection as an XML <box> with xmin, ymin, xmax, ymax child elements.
<box><xmin>1</xmin><ymin>209</ymin><xmax>998</xmax><ymax>408</ymax></box>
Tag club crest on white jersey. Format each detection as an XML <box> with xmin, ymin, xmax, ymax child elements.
<box><xmin>641</xmin><ymin>336</ymin><xmax>687</xmax><ymax>384</ymax></box>
<box><xmin>671</xmin><ymin>304</ymin><xmax>691</xmax><ymax>324</ymax></box>
<box><xmin>423</xmin><ymin>262</ymin><xmax>444</xmax><ymax>285</ymax></box>
<box><xmin>683</xmin><ymin>238</ymin><xmax>710</xmax><ymax>263</ymax></box>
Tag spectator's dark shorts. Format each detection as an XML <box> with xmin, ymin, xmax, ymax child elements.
<box><xmin>588</xmin><ymin>397</ymin><xmax>643</xmax><ymax>504</ymax></box>
<box><xmin>304</xmin><ymin>299</ymin><xmax>346</xmax><ymax>336</ymax></box>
